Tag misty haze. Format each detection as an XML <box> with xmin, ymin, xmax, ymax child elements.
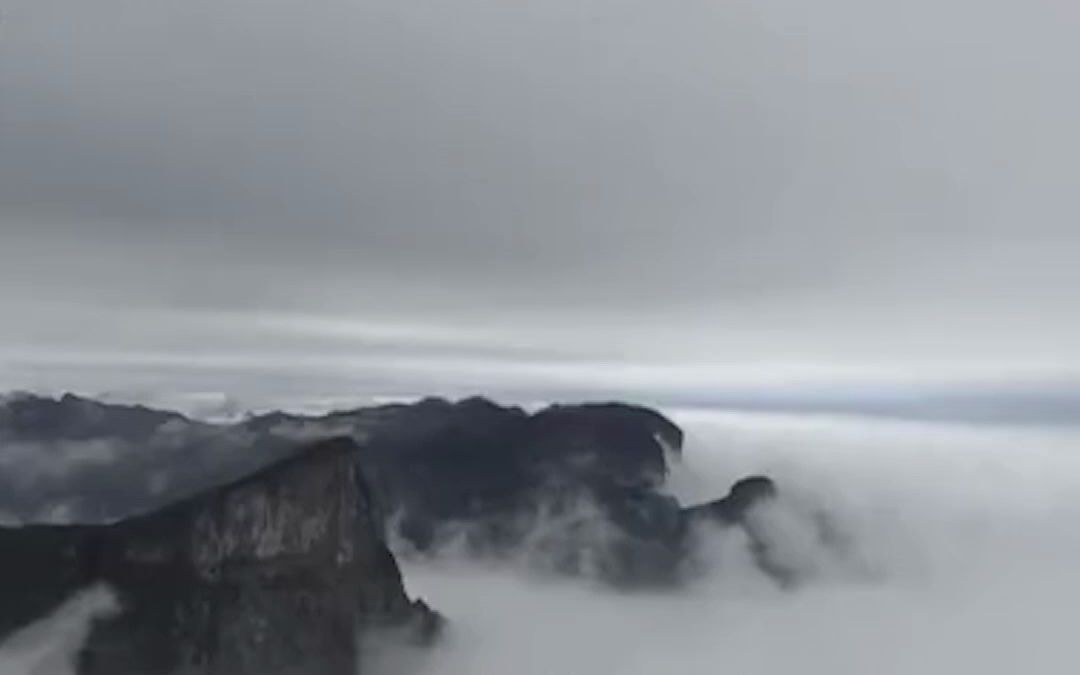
<box><xmin>1</xmin><ymin>0</ymin><xmax>1078</xmax><ymax>673</ymax></box>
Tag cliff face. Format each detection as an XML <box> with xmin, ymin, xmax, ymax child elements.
<box><xmin>346</xmin><ymin>399</ymin><xmax>779</xmax><ymax>586</ymax></box>
<box><xmin>352</xmin><ymin>399</ymin><xmax>684</xmax><ymax>552</ymax></box>
<box><xmin>0</xmin><ymin>394</ymin><xmax>789</xmax><ymax>590</ymax></box>
<box><xmin>0</xmin><ymin>437</ymin><xmax>439</xmax><ymax>675</ymax></box>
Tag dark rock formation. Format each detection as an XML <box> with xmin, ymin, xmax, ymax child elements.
<box><xmin>0</xmin><ymin>393</ymin><xmax>790</xmax><ymax>587</ymax></box>
<box><xmin>346</xmin><ymin>399</ymin><xmax>686</xmax><ymax>559</ymax></box>
<box><xmin>683</xmin><ymin>475</ymin><xmax>779</xmax><ymax>526</ymax></box>
<box><xmin>0</xmin><ymin>395</ymin><xmax>688</xmax><ymax>530</ymax></box>
<box><xmin>340</xmin><ymin>399</ymin><xmax>782</xmax><ymax>586</ymax></box>
<box><xmin>520</xmin><ymin>402</ymin><xmax>683</xmax><ymax>488</ymax></box>
<box><xmin>0</xmin><ymin>392</ymin><xmax>187</xmax><ymax>442</ymax></box>
<box><xmin>682</xmin><ymin>475</ymin><xmax>789</xmax><ymax>583</ymax></box>
<box><xmin>0</xmin><ymin>437</ymin><xmax>440</xmax><ymax>675</ymax></box>
<box><xmin>542</xmin><ymin>475</ymin><xmax>781</xmax><ymax>587</ymax></box>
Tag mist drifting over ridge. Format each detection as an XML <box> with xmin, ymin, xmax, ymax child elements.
<box><xmin>7</xmin><ymin>409</ymin><xmax>1078</xmax><ymax>674</ymax></box>
<box><xmin>382</xmin><ymin>410</ymin><xmax>1080</xmax><ymax>674</ymax></box>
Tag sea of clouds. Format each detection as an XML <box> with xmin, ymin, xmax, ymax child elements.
<box><xmin>5</xmin><ymin>409</ymin><xmax>1080</xmax><ymax>674</ymax></box>
<box><xmin>372</xmin><ymin>410</ymin><xmax>1080</xmax><ymax>674</ymax></box>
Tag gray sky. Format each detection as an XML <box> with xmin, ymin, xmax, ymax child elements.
<box><xmin>1</xmin><ymin>0</ymin><xmax>1079</xmax><ymax>411</ymax></box>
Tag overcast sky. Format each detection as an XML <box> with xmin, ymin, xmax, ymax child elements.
<box><xmin>1</xmin><ymin>0</ymin><xmax>1078</xmax><ymax>411</ymax></box>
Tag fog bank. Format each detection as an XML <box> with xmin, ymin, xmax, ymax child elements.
<box><xmin>5</xmin><ymin>411</ymin><xmax>1079</xmax><ymax>674</ymax></box>
<box><xmin>382</xmin><ymin>411</ymin><xmax>1080</xmax><ymax>674</ymax></box>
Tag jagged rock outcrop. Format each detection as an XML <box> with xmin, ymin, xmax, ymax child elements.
<box><xmin>348</xmin><ymin>398</ymin><xmax>685</xmax><ymax>557</ymax></box>
<box><xmin>0</xmin><ymin>437</ymin><xmax>440</xmax><ymax>675</ymax></box>
<box><xmin>683</xmin><ymin>476</ymin><xmax>779</xmax><ymax>525</ymax></box>
<box><xmin>525</xmin><ymin>475</ymin><xmax>781</xmax><ymax>587</ymax></box>
<box><xmin>341</xmin><ymin>399</ymin><xmax>780</xmax><ymax>586</ymax></box>
<box><xmin>0</xmin><ymin>393</ymin><xmax>788</xmax><ymax>587</ymax></box>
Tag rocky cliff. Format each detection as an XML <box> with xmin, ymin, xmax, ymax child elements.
<box><xmin>0</xmin><ymin>394</ymin><xmax>789</xmax><ymax>588</ymax></box>
<box><xmin>0</xmin><ymin>436</ymin><xmax>439</xmax><ymax>675</ymax></box>
<box><xmin>335</xmin><ymin>398</ymin><xmax>779</xmax><ymax>585</ymax></box>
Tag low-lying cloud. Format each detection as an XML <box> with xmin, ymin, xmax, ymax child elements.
<box><xmin>4</xmin><ymin>410</ymin><xmax>1079</xmax><ymax>674</ymax></box>
<box><xmin>369</xmin><ymin>410</ymin><xmax>1080</xmax><ymax>674</ymax></box>
<box><xmin>0</xmin><ymin>586</ymin><xmax>118</xmax><ymax>675</ymax></box>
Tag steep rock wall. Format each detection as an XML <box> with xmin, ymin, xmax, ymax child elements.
<box><xmin>0</xmin><ymin>437</ymin><xmax>438</xmax><ymax>675</ymax></box>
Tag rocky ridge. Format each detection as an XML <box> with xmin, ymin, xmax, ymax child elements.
<box><xmin>0</xmin><ymin>436</ymin><xmax>440</xmax><ymax>674</ymax></box>
<box><xmin>0</xmin><ymin>393</ymin><xmax>788</xmax><ymax>587</ymax></box>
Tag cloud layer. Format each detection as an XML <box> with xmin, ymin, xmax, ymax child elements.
<box><xmin>377</xmin><ymin>410</ymin><xmax>1080</xmax><ymax>674</ymax></box>
<box><xmin>4</xmin><ymin>410</ymin><xmax>1079</xmax><ymax>674</ymax></box>
<box><xmin>1</xmin><ymin>0</ymin><xmax>1079</xmax><ymax>402</ymax></box>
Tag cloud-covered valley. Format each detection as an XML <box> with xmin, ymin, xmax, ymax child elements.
<box><xmin>383</xmin><ymin>410</ymin><xmax>1080</xmax><ymax>674</ymax></box>
<box><xmin>8</xmin><ymin>407</ymin><xmax>1075</xmax><ymax>674</ymax></box>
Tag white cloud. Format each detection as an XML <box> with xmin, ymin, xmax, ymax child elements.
<box><xmin>0</xmin><ymin>586</ymin><xmax>118</xmax><ymax>675</ymax></box>
<box><xmin>377</xmin><ymin>410</ymin><xmax>1080</xmax><ymax>674</ymax></box>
